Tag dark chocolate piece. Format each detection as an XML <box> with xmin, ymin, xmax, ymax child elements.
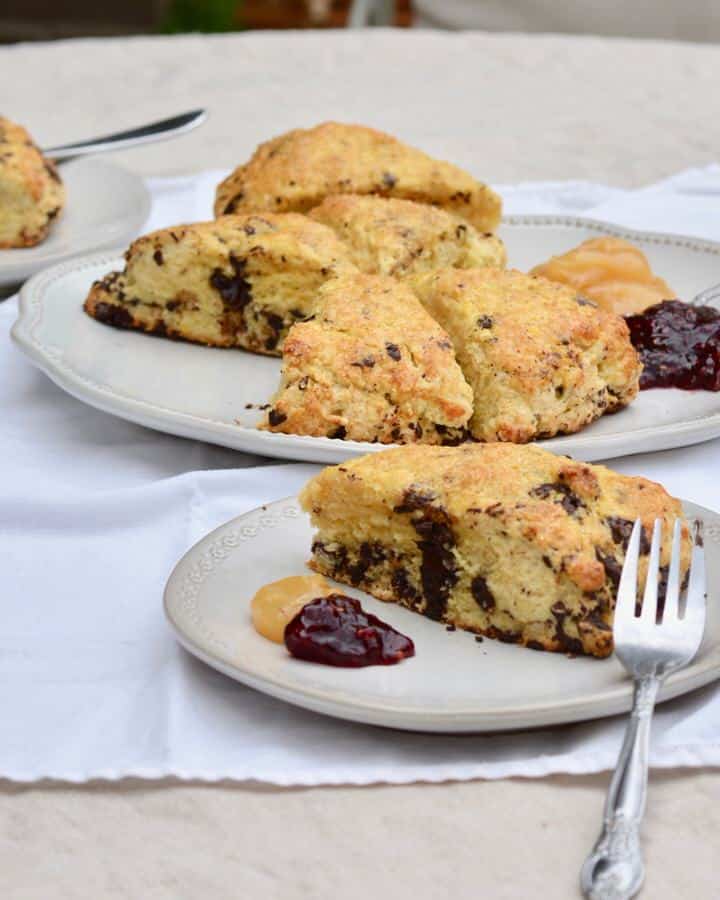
<box><xmin>268</xmin><ymin>408</ymin><xmax>287</xmax><ymax>427</ymax></box>
<box><xmin>209</xmin><ymin>254</ymin><xmax>252</xmax><ymax>311</ymax></box>
<box><xmin>471</xmin><ymin>576</ymin><xmax>495</xmax><ymax>611</ymax></box>
<box><xmin>530</xmin><ymin>482</ymin><xmax>586</xmax><ymax>516</ymax></box>
<box><xmin>90</xmin><ymin>302</ymin><xmax>133</xmax><ymax>330</ymax></box>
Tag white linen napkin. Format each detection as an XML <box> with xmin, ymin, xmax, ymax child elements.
<box><xmin>2</xmin><ymin>168</ymin><xmax>720</xmax><ymax>785</ymax></box>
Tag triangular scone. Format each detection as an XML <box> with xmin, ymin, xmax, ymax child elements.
<box><xmin>308</xmin><ymin>195</ymin><xmax>506</xmax><ymax>279</ymax></box>
<box><xmin>0</xmin><ymin>117</ymin><xmax>64</xmax><ymax>248</ymax></box>
<box><xmin>84</xmin><ymin>213</ymin><xmax>357</xmax><ymax>355</ymax></box>
<box><xmin>410</xmin><ymin>268</ymin><xmax>641</xmax><ymax>443</ymax></box>
<box><xmin>215</xmin><ymin>122</ymin><xmax>502</xmax><ymax>233</ymax></box>
<box><xmin>261</xmin><ymin>273</ymin><xmax>473</xmax><ymax>443</ymax></box>
<box><xmin>300</xmin><ymin>444</ymin><xmax>691</xmax><ymax>657</ymax></box>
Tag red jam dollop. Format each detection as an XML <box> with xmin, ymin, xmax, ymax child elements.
<box><xmin>284</xmin><ymin>594</ymin><xmax>415</xmax><ymax>667</ymax></box>
<box><xmin>625</xmin><ymin>299</ymin><xmax>720</xmax><ymax>391</ymax></box>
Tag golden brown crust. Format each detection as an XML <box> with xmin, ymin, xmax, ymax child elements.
<box><xmin>300</xmin><ymin>444</ymin><xmax>691</xmax><ymax>658</ymax></box>
<box><xmin>261</xmin><ymin>273</ymin><xmax>473</xmax><ymax>443</ymax></box>
<box><xmin>308</xmin><ymin>194</ymin><xmax>506</xmax><ymax>279</ymax></box>
<box><xmin>410</xmin><ymin>267</ymin><xmax>642</xmax><ymax>442</ymax></box>
<box><xmin>83</xmin><ymin>213</ymin><xmax>357</xmax><ymax>355</ymax></box>
<box><xmin>0</xmin><ymin>117</ymin><xmax>64</xmax><ymax>248</ymax></box>
<box><xmin>214</xmin><ymin>122</ymin><xmax>502</xmax><ymax>233</ymax></box>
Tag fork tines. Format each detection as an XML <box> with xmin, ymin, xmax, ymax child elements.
<box><xmin>615</xmin><ymin>517</ymin><xmax>706</xmax><ymax>631</ymax></box>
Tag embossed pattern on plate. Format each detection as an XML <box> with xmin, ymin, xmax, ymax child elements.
<box><xmin>12</xmin><ymin>216</ymin><xmax>720</xmax><ymax>463</ymax></box>
<box><xmin>163</xmin><ymin>497</ymin><xmax>720</xmax><ymax>733</ymax></box>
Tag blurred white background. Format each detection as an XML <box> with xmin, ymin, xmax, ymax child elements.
<box><xmin>414</xmin><ymin>0</ymin><xmax>720</xmax><ymax>40</ymax></box>
<box><xmin>356</xmin><ymin>0</ymin><xmax>720</xmax><ymax>41</ymax></box>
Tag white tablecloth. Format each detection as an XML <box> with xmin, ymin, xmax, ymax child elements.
<box><xmin>2</xmin><ymin>167</ymin><xmax>720</xmax><ymax>785</ymax></box>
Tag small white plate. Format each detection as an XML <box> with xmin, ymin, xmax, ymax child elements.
<box><xmin>0</xmin><ymin>158</ymin><xmax>150</xmax><ymax>288</ymax></box>
<box><xmin>12</xmin><ymin>216</ymin><xmax>720</xmax><ymax>464</ymax></box>
<box><xmin>164</xmin><ymin>496</ymin><xmax>720</xmax><ymax>733</ymax></box>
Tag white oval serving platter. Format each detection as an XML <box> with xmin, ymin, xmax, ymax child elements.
<box><xmin>12</xmin><ymin>216</ymin><xmax>720</xmax><ymax>464</ymax></box>
<box><xmin>163</xmin><ymin>496</ymin><xmax>720</xmax><ymax>734</ymax></box>
<box><xmin>0</xmin><ymin>157</ymin><xmax>150</xmax><ymax>289</ymax></box>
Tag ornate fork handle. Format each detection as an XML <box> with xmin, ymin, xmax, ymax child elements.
<box><xmin>581</xmin><ymin>676</ymin><xmax>661</xmax><ymax>899</ymax></box>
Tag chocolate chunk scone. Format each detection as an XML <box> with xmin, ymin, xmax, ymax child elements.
<box><xmin>0</xmin><ymin>117</ymin><xmax>64</xmax><ymax>248</ymax></box>
<box><xmin>410</xmin><ymin>268</ymin><xmax>642</xmax><ymax>443</ymax></box>
<box><xmin>261</xmin><ymin>273</ymin><xmax>473</xmax><ymax>443</ymax></box>
<box><xmin>300</xmin><ymin>444</ymin><xmax>690</xmax><ymax>657</ymax></box>
<box><xmin>84</xmin><ymin>213</ymin><xmax>356</xmax><ymax>355</ymax></box>
<box><xmin>308</xmin><ymin>194</ymin><xmax>506</xmax><ymax>279</ymax></box>
<box><xmin>215</xmin><ymin>122</ymin><xmax>502</xmax><ymax>233</ymax></box>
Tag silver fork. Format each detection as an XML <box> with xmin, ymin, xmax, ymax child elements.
<box><xmin>580</xmin><ymin>517</ymin><xmax>706</xmax><ymax>899</ymax></box>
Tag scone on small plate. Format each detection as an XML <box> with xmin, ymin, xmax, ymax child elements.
<box><xmin>308</xmin><ymin>194</ymin><xmax>506</xmax><ymax>279</ymax></box>
<box><xmin>84</xmin><ymin>213</ymin><xmax>356</xmax><ymax>355</ymax></box>
<box><xmin>214</xmin><ymin>122</ymin><xmax>502</xmax><ymax>234</ymax></box>
<box><xmin>261</xmin><ymin>273</ymin><xmax>473</xmax><ymax>443</ymax></box>
<box><xmin>300</xmin><ymin>444</ymin><xmax>691</xmax><ymax>658</ymax></box>
<box><xmin>0</xmin><ymin>117</ymin><xmax>65</xmax><ymax>248</ymax></box>
<box><xmin>410</xmin><ymin>267</ymin><xmax>642</xmax><ymax>443</ymax></box>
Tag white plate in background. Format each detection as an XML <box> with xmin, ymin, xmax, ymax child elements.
<box><xmin>0</xmin><ymin>158</ymin><xmax>150</xmax><ymax>288</ymax></box>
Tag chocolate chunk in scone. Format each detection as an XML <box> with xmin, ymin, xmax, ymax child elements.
<box><xmin>83</xmin><ymin>213</ymin><xmax>357</xmax><ymax>356</ymax></box>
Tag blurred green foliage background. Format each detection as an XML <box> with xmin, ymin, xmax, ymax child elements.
<box><xmin>162</xmin><ymin>0</ymin><xmax>243</xmax><ymax>33</ymax></box>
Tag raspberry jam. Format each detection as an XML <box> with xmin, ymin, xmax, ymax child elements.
<box><xmin>284</xmin><ymin>593</ymin><xmax>415</xmax><ymax>667</ymax></box>
<box><xmin>626</xmin><ymin>299</ymin><xmax>720</xmax><ymax>391</ymax></box>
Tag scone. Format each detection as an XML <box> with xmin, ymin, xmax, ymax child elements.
<box><xmin>84</xmin><ymin>213</ymin><xmax>356</xmax><ymax>355</ymax></box>
<box><xmin>308</xmin><ymin>194</ymin><xmax>506</xmax><ymax>279</ymax></box>
<box><xmin>300</xmin><ymin>444</ymin><xmax>691</xmax><ymax>657</ymax></box>
<box><xmin>261</xmin><ymin>273</ymin><xmax>473</xmax><ymax>443</ymax></box>
<box><xmin>215</xmin><ymin>122</ymin><xmax>502</xmax><ymax>233</ymax></box>
<box><xmin>410</xmin><ymin>268</ymin><xmax>642</xmax><ymax>442</ymax></box>
<box><xmin>531</xmin><ymin>237</ymin><xmax>675</xmax><ymax>316</ymax></box>
<box><xmin>0</xmin><ymin>117</ymin><xmax>64</xmax><ymax>248</ymax></box>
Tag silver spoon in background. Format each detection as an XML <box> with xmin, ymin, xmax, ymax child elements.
<box><xmin>42</xmin><ymin>109</ymin><xmax>207</xmax><ymax>163</ymax></box>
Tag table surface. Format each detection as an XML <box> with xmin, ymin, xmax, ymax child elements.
<box><xmin>2</xmin><ymin>29</ymin><xmax>720</xmax><ymax>900</ymax></box>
